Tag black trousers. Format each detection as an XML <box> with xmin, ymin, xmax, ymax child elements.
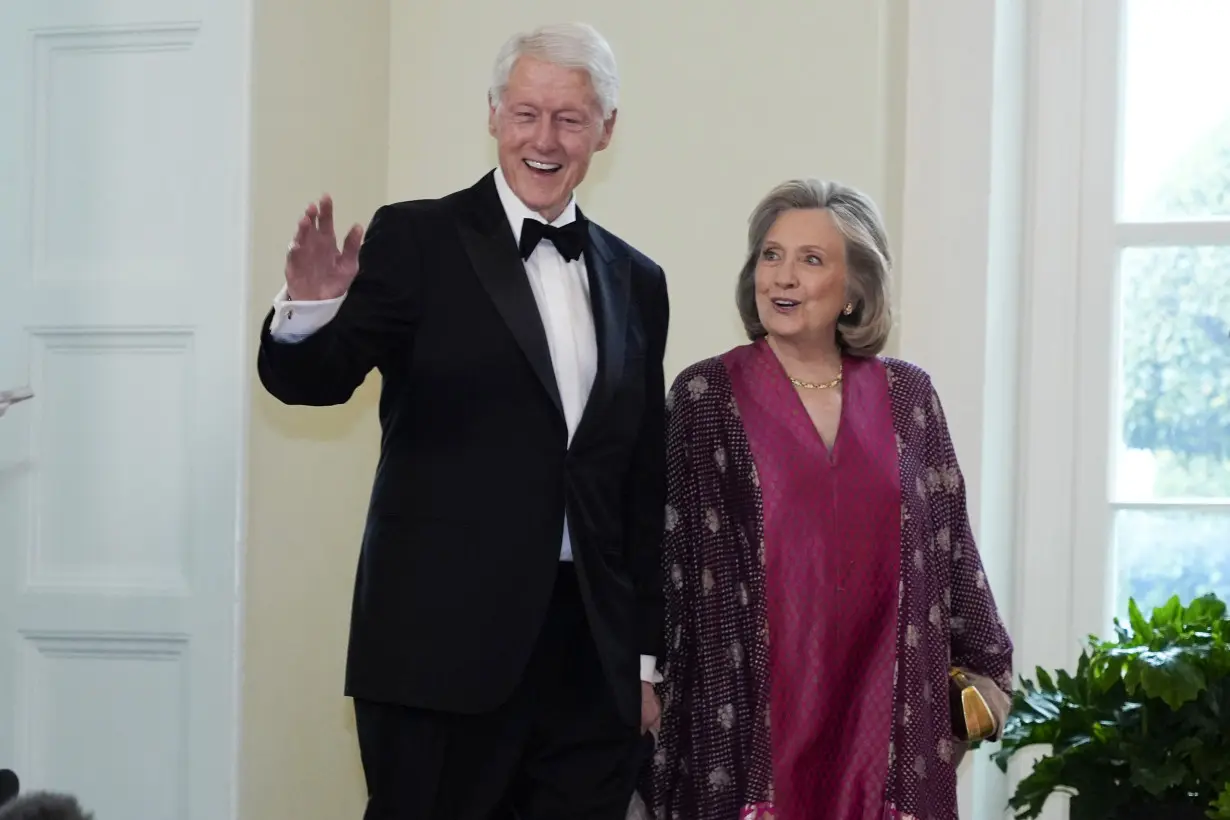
<box><xmin>354</xmin><ymin>564</ymin><xmax>650</xmax><ymax>820</ymax></box>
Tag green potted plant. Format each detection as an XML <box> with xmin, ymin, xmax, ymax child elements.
<box><xmin>992</xmin><ymin>593</ymin><xmax>1230</xmax><ymax>820</ymax></box>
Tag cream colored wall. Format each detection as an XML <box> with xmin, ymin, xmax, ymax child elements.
<box><xmin>237</xmin><ymin>1</ymin><xmax>904</xmax><ymax>816</ymax></box>
<box><xmin>387</xmin><ymin>0</ymin><xmax>906</xmax><ymax>378</ymax></box>
<box><xmin>240</xmin><ymin>0</ymin><xmax>389</xmax><ymax>817</ymax></box>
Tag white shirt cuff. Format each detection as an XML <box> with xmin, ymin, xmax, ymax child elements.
<box><xmin>268</xmin><ymin>284</ymin><xmax>347</xmax><ymax>342</ymax></box>
<box><xmin>640</xmin><ymin>654</ymin><xmax>661</xmax><ymax>684</ymax></box>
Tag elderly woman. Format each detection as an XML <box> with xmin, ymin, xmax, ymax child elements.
<box><xmin>645</xmin><ymin>180</ymin><xmax>1013</xmax><ymax>820</ymax></box>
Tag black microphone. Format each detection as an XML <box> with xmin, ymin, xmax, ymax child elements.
<box><xmin>0</xmin><ymin>769</ymin><xmax>17</xmax><ymax>807</ymax></box>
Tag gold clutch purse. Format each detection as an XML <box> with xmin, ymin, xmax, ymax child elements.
<box><xmin>949</xmin><ymin>667</ymin><xmax>997</xmax><ymax>742</ymax></box>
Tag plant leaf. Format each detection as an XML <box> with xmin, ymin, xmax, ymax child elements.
<box><xmin>1153</xmin><ymin>595</ymin><xmax>1183</xmax><ymax>631</ymax></box>
<box><xmin>1130</xmin><ymin>598</ymin><xmax>1154</xmax><ymax>643</ymax></box>
<box><xmin>1186</xmin><ymin>594</ymin><xmax>1227</xmax><ymax>628</ymax></box>
<box><xmin>1135</xmin><ymin>648</ymin><xmax>1208</xmax><ymax>708</ymax></box>
<box><xmin>1130</xmin><ymin>755</ymin><xmax>1188</xmax><ymax>795</ymax></box>
<box><xmin>1211</xmin><ymin>781</ymin><xmax>1230</xmax><ymax>820</ymax></box>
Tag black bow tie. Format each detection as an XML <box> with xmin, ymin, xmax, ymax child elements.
<box><xmin>519</xmin><ymin>217</ymin><xmax>589</xmax><ymax>262</ymax></box>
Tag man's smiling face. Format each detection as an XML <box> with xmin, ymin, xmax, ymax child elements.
<box><xmin>488</xmin><ymin>55</ymin><xmax>616</xmax><ymax>222</ymax></box>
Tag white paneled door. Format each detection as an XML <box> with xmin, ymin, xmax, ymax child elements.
<box><xmin>0</xmin><ymin>1</ymin><xmax>251</xmax><ymax>818</ymax></box>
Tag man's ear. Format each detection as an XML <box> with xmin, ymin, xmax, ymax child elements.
<box><xmin>488</xmin><ymin>94</ymin><xmax>499</xmax><ymax>138</ymax></box>
<box><xmin>596</xmin><ymin>109</ymin><xmax>618</xmax><ymax>152</ymax></box>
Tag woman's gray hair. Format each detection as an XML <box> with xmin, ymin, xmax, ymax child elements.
<box><xmin>736</xmin><ymin>179</ymin><xmax>894</xmax><ymax>357</ymax></box>
<box><xmin>489</xmin><ymin>23</ymin><xmax>619</xmax><ymax>120</ymax></box>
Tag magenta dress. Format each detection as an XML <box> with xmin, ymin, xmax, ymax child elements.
<box><xmin>731</xmin><ymin>343</ymin><xmax>901</xmax><ymax>818</ymax></box>
<box><xmin>646</xmin><ymin>341</ymin><xmax>1014</xmax><ymax>820</ymax></box>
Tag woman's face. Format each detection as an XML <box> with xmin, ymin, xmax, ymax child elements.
<box><xmin>754</xmin><ymin>208</ymin><xmax>849</xmax><ymax>345</ymax></box>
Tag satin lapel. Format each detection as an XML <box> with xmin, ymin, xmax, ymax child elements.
<box><xmin>458</xmin><ymin>174</ymin><xmax>563</xmax><ymax>417</ymax></box>
<box><xmin>576</xmin><ymin>220</ymin><xmax>629</xmax><ymax>439</ymax></box>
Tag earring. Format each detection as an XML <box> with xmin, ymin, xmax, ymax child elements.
<box><xmin>843</xmin><ymin>302</ymin><xmax>854</xmax><ymax>315</ymax></box>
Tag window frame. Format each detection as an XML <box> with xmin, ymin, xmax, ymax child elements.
<box><xmin>1063</xmin><ymin>0</ymin><xmax>1230</xmax><ymax>639</ymax></box>
<box><xmin>899</xmin><ymin>1</ymin><xmax>1230</xmax><ymax>815</ymax></box>
<box><xmin>903</xmin><ymin>2</ymin><xmax>1230</xmax><ymax>817</ymax></box>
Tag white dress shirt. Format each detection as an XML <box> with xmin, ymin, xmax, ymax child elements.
<box><xmin>268</xmin><ymin>168</ymin><xmax>657</xmax><ymax>683</ymax></box>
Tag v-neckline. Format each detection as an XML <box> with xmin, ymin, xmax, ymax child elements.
<box><xmin>757</xmin><ymin>339</ymin><xmax>848</xmax><ymax>466</ymax></box>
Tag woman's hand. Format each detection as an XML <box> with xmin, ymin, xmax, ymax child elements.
<box><xmin>641</xmin><ymin>681</ymin><xmax>661</xmax><ymax>735</ymax></box>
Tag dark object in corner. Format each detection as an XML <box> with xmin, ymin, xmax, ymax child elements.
<box><xmin>0</xmin><ymin>792</ymin><xmax>94</xmax><ymax>820</ymax></box>
<box><xmin>0</xmin><ymin>770</ymin><xmax>17</xmax><ymax>807</ymax></box>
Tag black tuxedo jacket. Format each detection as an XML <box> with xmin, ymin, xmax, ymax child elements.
<box><xmin>257</xmin><ymin>172</ymin><xmax>668</xmax><ymax>726</ymax></box>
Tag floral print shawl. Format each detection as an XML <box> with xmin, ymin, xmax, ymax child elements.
<box><xmin>645</xmin><ymin>351</ymin><xmax>1014</xmax><ymax>820</ymax></box>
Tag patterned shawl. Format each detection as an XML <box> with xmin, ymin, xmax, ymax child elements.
<box><xmin>645</xmin><ymin>351</ymin><xmax>1014</xmax><ymax>820</ymax></box>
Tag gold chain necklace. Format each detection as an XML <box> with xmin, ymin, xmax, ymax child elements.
<box><xmin>788</xmin><ymin>362</ymin><xmax>843</xmax><ymax>390</ymax></box>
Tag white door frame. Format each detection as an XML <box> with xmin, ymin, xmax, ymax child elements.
<box><xmin>898</xmin><ymin>0</ymin><xmax>1057</xmax><ymax>817</ymax></box>
<box><xmin>0</xmin><ymin>1</ymin><xmax>252</xmax><ymax>817</ymax></box>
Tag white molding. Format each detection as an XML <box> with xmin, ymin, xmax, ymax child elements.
<box><xmin>213</xmin><ymin>1</ymin><xmax>252</xmax><ymax>819</ymax></box>
<box><xmin>1009</xmin><ymin>0</ymin><xmax>1093</xmax><ymax>818</ymax></box>
<box><xmin>900</xmin><ymin>0</ymin><xmax>1028</xmax><ymax>816</ymax></box>
<box><xmin>1016</xmin><ymin>0</ymin><xmax>1084</xmax><ymax>685</ymax></box>
<box><xmin>1116</xmin><ymin>219</ymin><xmax>1230</xmax><ymax>246</ymax></box>
<box><xmin>1069</xmin><ymin>0</ymin><xmax>1124</xmax><ymax>644</ymax></box>
<box><xmin>227</xmin><ymin>0</ymin><xmax>253</xmax><ymax>816</ymax></box>
<box><xmin>1110</xmin><ymin>499</ymin><xmax>1230</xmax><ymax>512</ymax></box>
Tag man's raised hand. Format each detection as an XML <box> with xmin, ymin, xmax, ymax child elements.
<box><xmin>285</xmin><ymin>194</ymin><xmax>364</xmax><ymax>301</ymax></box>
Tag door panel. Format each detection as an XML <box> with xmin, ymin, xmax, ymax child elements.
<box><xmin>0</xmin><ymin>1</ymin><xmax>250</xmax><ymax>818</ymax></box>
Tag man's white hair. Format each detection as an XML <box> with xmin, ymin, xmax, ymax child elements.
<box><xmin>488</xmin><ymin>22</ymin><xmax>619</xmax><ymax>119</ymax></box>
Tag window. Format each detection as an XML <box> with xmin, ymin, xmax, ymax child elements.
<box><xmin>1077</xmin><ymin>0</ymin><xmax>1230</xmax><ymax>626</ymax></box>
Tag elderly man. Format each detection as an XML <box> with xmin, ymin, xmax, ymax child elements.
<box><xmin>257</xmin><ymin>22</ymin><xmax>669</xmax><ymax>820</ymax></box>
